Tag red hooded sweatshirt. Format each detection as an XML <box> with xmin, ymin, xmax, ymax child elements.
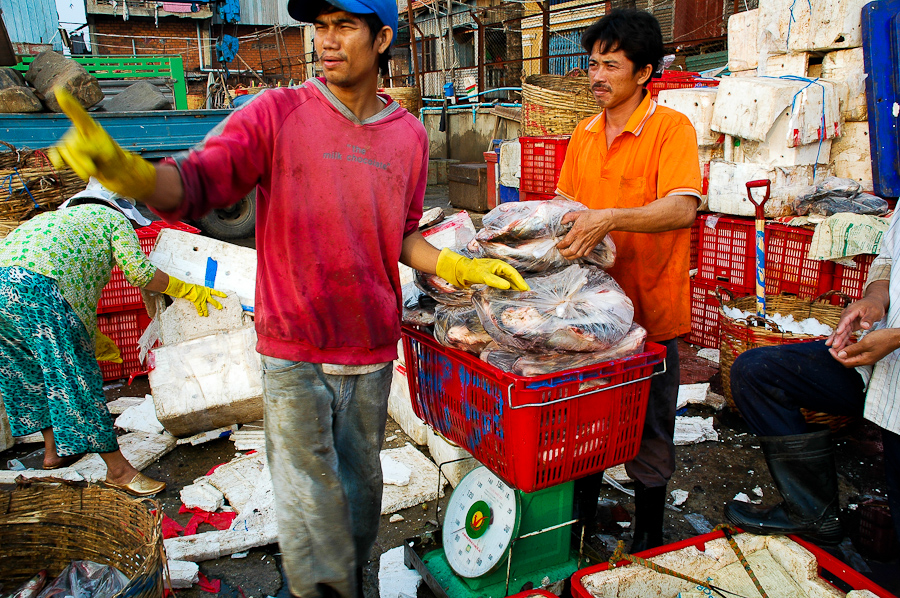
<box><xmin>159</xmin><ymin>78</ymin><xmax>428</xmax><ymax>365</ymax></box>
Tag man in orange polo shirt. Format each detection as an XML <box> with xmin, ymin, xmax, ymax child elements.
<box><xmin>555</xmin><ymin>8</ymin><xmax>701</xmax><ymax>553</ymax></box>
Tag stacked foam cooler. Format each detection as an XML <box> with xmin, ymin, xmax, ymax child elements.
<box><xmin>97</xmin><ymin>220</ymin><xmax>200</xmax><ymax>381</ymax></box>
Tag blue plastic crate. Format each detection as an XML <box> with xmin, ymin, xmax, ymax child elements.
<box><xmin>499</xmin><ymin>185</ymin><xmax>519</xmax><ymax>203</ymax></box>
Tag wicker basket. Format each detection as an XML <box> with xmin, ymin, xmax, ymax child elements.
<box><xmin>521</xmin><ymin>74</ymin><xmax>601</xmax><ymax>136</ymax></box>
<box><xmin>0</xmin><ymin>480</ymin><xmax>166</xmax><ymax>598</ymax></box>
<box><xmin>718</xmin><ymin>291</ymin><xmax>855</xmax><ymax>433</ymax></box>
<box><xmin>385</xmin><ymin>86</ymin><xmax>422</xmax><ymax>118</ymax></box>
<box><xmin>0</xmin><ymin>142</ymin><xmax>87</xmax><ymax>222</ymax></box>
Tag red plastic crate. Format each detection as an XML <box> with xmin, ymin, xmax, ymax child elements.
<box><xmin>97</xmin><ymin>308</ymin><xmax>152</xmax><ymax>381</ymax></box>
<box><xmin>689</xmin><ymin>217</ymin><xmax>700</xmax><ymax>270</ymax></box>
<box><xmin>829</xmin><ymin>253</ymin><xmax>876</xmax><ymax>301</ymax></box>
<box><xmin>687</xmin><ymin>278</ymin><xmax>729</xmax><ymax>349</ymax></box>
<box><xmin>648</xmin><ymin>71</ymin><xmax>720</xmax><ymax>100</ymax></box>
<box><xmin>696</xmin><ymin>214</ymin><xmax>757</xmax><ymax>293</ymax></box>
<box><xmin>519</xmin><ymin>190</ymin><xmax>557</xmax><ymax>202</ymax></box>
<box><xmin>572</xmin><ymin>530</ymin><xmax>898</xmax><ymax>598</ymax></box>
<box><xmin>765</xmin><ymin>223</ymin><xmax>834</xmax><ymax>299</ymax></box>
<box><xmin>520</xmin><ymin>136</ymin><xmax>570</xmax><ymax>196</ymax></box>
<box><xmin>97</xmin><ymin>221</ymin><xmax>200</xmax><ymax>314</ymax></box>
<box><xmin>401</xmin><ymin>324</ymin><xmax>665</xmax><ymax>493</ymax></box>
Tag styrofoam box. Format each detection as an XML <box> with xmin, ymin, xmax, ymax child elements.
<box><xmin>734</xmin><ymin>110</ymin><xmax>833</xmax><ymax>167</ymax></box>
<box><xmin>0</xmin><ymin>400</ymin><xmax>13</xmax><ymax>452</ymax></box>
<box><xmin>707</xmin><ymin>160</ymin><xmax>827</xmax><ymax>217</ymax></box>
<box><xmin>149</xmin><ymin>326</ymin><xmax>263</xmax><ymax>437</ymax></box>
<box><xmin>657</xmin><ymin>88</ymin><xmax>720</xmax><ymax>146</ymax></box>
<box><xmin>149</xmin><ymin>229</ymin><xmax>257</xmax><ymax>309</ymax></box>
<box><xmin>711</xmin><ymin>77</ymin><xmax>840</xmax><ymax>148</ymax></box>
<box><xmin>426</xmin><ymin>428</ymin><xmax>477</xmax><ymax>488</ymax></box>
<box><xmin>727</xmin><ymin>9</ymin><xmax>758</xmax><ymax>71</ymax></box>
<box><xmin>757</xmin><ymin>0</ymin><xmax>866</xmax><ymax>58</ymax></box>
<box><xmin>831</xmin><ymin>121</ymin><xmax>873</xmax><ymax>192</ymax></box>
<box><xmin>387</xmin><ymin>362</ymin><xmax>429</xmax><ymax>445</ymax></box>
<box><xmin>821</xmin><ymin>48</ymin><xmax>867</xmax><ymax>122</ymax></box>
<box><xmin>730</xmin><ymin>69</ymin><xmax>758</xmax><ymax>77</ymax></box>
<box><xmin>765</xmin><ymin>52</ymin><xmax>810</xmax><ymax>77</ymax></box>
<box><xmin>158</xmin><ymin>293</ymin><xmax>249</xmax><ymax>346</ymax></box>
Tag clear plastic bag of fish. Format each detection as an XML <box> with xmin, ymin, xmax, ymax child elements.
<box><xmin>433</xmin><ymin>304</ymin><xmax>494</xmax><ymax>354</ymax></box>
<box><xmin>414</xmin><ymin>239</ymin><xmax>483</xmax><ymax>306</ymax></box>
<box><xmin>472</xmin><ymin>199</ymin><xmax>616</xmax><ymax>272</ymax></box>
<box><xmin>472</xmin><ymin>264</ymin><xmax>634</xmax><ymax>353</ymax></box>
<box><xmin>480</xmin><ymin>323</ymin><xmax>647</xmax><ymax>376</ymax></box>
<box><xmin>36</xmin><ymin>560</ymin><xmax>129</xmax><ymax>598</ymax></box>
<box><xmin>793</xmin><ymin>177</ymin><xmax>887</xmax><ymax>216</ymax></box>
<box><xmin>401</xmin><ymin>282</ymin><xmax>437</xmax><ymax>327</ymax></box>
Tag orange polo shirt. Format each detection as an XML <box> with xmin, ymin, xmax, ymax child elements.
<box><xmin>556</xmin><ymin>93</ymin><xmax>701</xmax><ymax>342</ymax></box>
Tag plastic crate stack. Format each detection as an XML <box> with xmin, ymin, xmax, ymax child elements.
<box><xmin>519</xmin><ymin>136</ymin><xmax>569</xmax><ymax>202</ymax></box>
<box><xmin>687</xmin><ymin>214</ymin><xmax>876</xmax><ymax>349</ymax></box>
<box><xmin>647</xmin><ymin>71</ymin><xmax>720</xmax><ymax>101</ymax></box>
<box><xmin>97</xmin><ymin>220</ymin><xmax>200</xmax><ymax>381</ymax></box>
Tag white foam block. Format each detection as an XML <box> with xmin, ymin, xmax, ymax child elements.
<box><xmin>381</xmin><ymin>444</ymin><xmax>445</xmax><ymax>514</ymax></box>
<box><xmin>379</xmin><ymin>546</ymin><xmax>422</xmax><ymax>598</ymax></box>
<box><xmin>115</xmin><ymin>396</ymin><xmax>165</xmax><ymax>435</ymax></box>
<box><xmin>674</xmin><ymin>416</ymin><xmax>719</xmax><ymax>445</ymax></box>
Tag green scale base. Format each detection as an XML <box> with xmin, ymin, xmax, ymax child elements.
<box><xmin>424</xmin><ymin>480</ymin><xmax>578</xmax><ymax>597</ymax></box>
<box><xmin>421</xmin><ymin>549</ymin><xmax>581</xmax><ymax>598</ymax></box>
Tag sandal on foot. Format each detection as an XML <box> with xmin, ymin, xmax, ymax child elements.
<box><xmin>42</xmin><ymin>454</ymin><xmax>84</xmax><ymax>470</ymax></box>
<box><xmin>103</xmin><ymin>472</ymin><xmax>166</xmax><ymax>497</ymax></box>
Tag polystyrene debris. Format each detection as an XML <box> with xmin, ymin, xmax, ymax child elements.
<box><xmin>722</xmin><ymin>307</ymin><xmax>833</xmax><ymax>336</ymax></box>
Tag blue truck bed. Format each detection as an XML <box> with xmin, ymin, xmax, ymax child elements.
<box><xmin>0</xmin><ymin>109</ymin><xmax>232</xmax><ymax>159</ymax></box>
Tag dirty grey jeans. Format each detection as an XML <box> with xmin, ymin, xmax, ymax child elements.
<box><xmin>261</xmin><ymin>356</ymin><xmax>392</xmax><ymax>598</ymax></box>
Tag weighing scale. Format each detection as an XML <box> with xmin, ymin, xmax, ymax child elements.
<box><xmin>406</xmin><ymin>465</ymin><xmax>585</xmax><ymax>598</ymax></box>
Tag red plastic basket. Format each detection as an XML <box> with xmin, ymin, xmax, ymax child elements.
<box><xmin>97</xmin><ymin>308</ymin><xmax>152</xmax><ymax>382</ymax></box>
<box><xmin>695</xmin><ymin>214</ymin><xmax>756</xmax><ymax>293</ymax></box>
<box><xmin>401</xmin><ymin>324</ymin><xmax>665</xmax><ymax>493</ymax></box>
<box><xmin>520</xmin><ymin>136</ymin><xmax>570</xmax><ymax>196</ymax></box>
<box><xmin>571</xmin><ymin>530</ymin><xmax>898</xmax><ymax>598</ymax></box>
<box><xmin>97</xmin><ymin>221</ymin><xmax>200</xmax><ymax>314</ymax></box>
<box><xmin>828</xmin><ymin>253</ymin><xmax>876</xmax><ymax>301</ymax></box>
<box><xmin>689</xmin><ymin>217</ymin><xmax>700</xmax><ymax>271</ymax></box>
<box><xmin>765</xmin><ymin>223</ymin><xmax>834</xmax><ymax>299</ymax></box>
<box><xmin>519</xmin><ymin>190</ymin><xmax>557</xmax><ymax>202</ymax></box>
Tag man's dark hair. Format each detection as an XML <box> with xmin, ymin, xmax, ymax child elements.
<box><xmin>581</xmin><ymin>9</ymin><xmax>664</xmax><ymax>85</ymax></box>
<box><xmin>318</xmin><ymin>3</ymin><xmax>392</xmax><ymax>77</ymax></box>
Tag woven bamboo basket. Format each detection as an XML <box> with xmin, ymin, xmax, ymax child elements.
<box><xmin>0</xmin><ymin>481</ymin><xmax>166</xmax><ymax>598</ymax></box>
<box><xmin>386</xmin><ymin>86</ymin><xmax>422</xmax><ymax>118</ymax></box>
<box><xmin>0</xmin><ymin>143</ymin><xmax>87</xmax><ymax>222</ymax></box>
<box><xmin>719</xmin><ymin>291</ymin><xmax>854</xmax><ymax>433</ymax></box>
<box><xmin>521</xmin><ymin>74</ymin><xmax>601</xmax><ymax>136</ymax></box>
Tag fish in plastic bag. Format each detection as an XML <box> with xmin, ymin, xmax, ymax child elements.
<box><xmin>401</xmin><ymin>282</ymin><xmax>437</xmax><ymax>326</ymax></box>
<box><xmin>793</xmin><ymin>176</ymin><xmax>887</xmax><ymax>216</ymax></box>
<box><xmin>36</xmin><ymin>561</ymin><xmax>129</xmax><ymax>598</ymax></box>
<box><xmin>473</xmin><ymin>199</ymin><xmax>616</xmax><ymax>272</ymax></box>
<box><xmin>6</xmin><ymin>571</ymin><xmax>48</xmax><ymax>598</ymax></box>
<box><xmin>414</xmin><ymin>241</ymin><xmax>483</xmax><ymax>306</ymax></box>
<box><xmin>433</xmin><ymin>304</ymin><xmax>493</xmax><ymax>354</ymax></box>
<box><xmin>473</xmin><ymin>265</ymin><xmax>634</xmax><ymax>353</ymax></box>
<box><xmin>479</xmin><ymin>322</ymin><xmax>647</xmax><ymax>376</ymax></box>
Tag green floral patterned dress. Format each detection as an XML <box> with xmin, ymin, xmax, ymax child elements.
<box><xmin>0</xmin><ymin>204</ymin><xmax>157</xmax><ymax>455</ymax></box>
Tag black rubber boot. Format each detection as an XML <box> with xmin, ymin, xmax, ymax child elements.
<box><xmin>725</xmin><ymin>429</ymin><xmax>843</xmax><ymax>546</ymax></box>
<box><xmin>630</xmin><ymin>483</ymin><xmax>666</xmax><ymax>553</ymax></box>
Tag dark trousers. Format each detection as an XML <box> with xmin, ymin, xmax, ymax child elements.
<box><xmin>575</xmin><ymin>338</ymin><xmax>680</xmax><ymax>520</ymax></box>
<box><xmin>731</xmin><ymin>340</ymin><xmax>900</xmax><ymax>544</ymax></box>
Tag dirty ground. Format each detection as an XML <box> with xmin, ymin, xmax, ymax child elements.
<box><xmin>1</xmin><ymin>185</ymin><xmax>898</xmax><ymax>597</ymax></box>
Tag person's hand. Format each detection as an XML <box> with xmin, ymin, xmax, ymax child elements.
<box><xmin>825</xmin><ymin>296</ymin><xmax>887</xmax><ymax>353</ymax></box>
<box><xmin>164</xmin><ymin>276</ymin><xmax>227</xmax><ymax>316</ymax></box>
<box><xmin>47</xmin><ymin>88</ymin><xmax>157</xmax><ymax>201</ymax></box>
<box><xmin>557</xmin><ymin>209</ymin><xmax>616</xmax><ymax>260</ymax></box>
<box><xmin>435</xmin><ymin>248</ymin><xmax>529</xmax><ymax>291</ymax></box>
<box><xmin>95</xmin><ymin>331</ymin><xmax>123</xmax><ymax>363</ymax></box>
<box><xmin>829</xmin><ymin>328</ymin><xmax>900</xmax><ymax>367</ymax></box>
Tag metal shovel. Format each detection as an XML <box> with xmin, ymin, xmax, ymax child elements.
<box><xmin>745</xmin><ymin>179</ymin><xmax>770</xmax><ymax>318</ymax></box>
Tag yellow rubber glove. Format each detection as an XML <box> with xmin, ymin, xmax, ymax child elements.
<box><xmin>95</xmin><ymin>331</ymin><xmax>123</xmax><ymax>364</ymax></box>
<box><xmin>164</xmin><ymin>276</ymin><xmax>227</xmax><ymax>317</ymax></box>
<box><xmin>435</xmin><ymin>248</ymin><xmax>530</xmax><ymax>291</ymax></box>
<box><xmin>47</xmin><ymin>88</ymin><xmax>157</xmax><ymax>201</ymax></box>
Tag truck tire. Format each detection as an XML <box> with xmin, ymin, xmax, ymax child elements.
<box><xmin>198</xmin><ymin>190</ymin><xmax>256</xmax><ymax>240</ymax></box>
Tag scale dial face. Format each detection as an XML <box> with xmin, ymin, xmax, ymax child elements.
<box><xmin>443</xmin><ymin>466</ymin><xmax>520</xmax><ymax>578</ymax></box>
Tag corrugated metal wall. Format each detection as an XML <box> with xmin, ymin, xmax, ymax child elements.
<box><xmin>0</xmin><ymin>0</ymin><xmax>63</xmax><ymax>51</ymax></box>
<box><xmin>238</xmin><ymin>0</ymin><xmax>294</xmax><ymax>26</ymax></box>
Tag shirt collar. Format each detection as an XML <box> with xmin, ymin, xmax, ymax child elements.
<box><xmin>586</xmin><ymin>91</ymin><xmax>656</xmax><ymax>136</ymax></box>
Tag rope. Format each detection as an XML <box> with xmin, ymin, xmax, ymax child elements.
<box><xmin>761</xmin><ymin>75</ymin><xmax>829</xmax><ymax>180</ymax></box>
<box><xmin>2</xmin><ymin>169</ymin><xmax>39</xmax><ymax>208</ymax></box>
<box><xmin>714</xmin><ymin>524</ymin><xmax>769</xmax><ymax>598</ymax></box>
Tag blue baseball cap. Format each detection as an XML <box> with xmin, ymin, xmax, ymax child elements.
<box><xmin>288</xmin><ymin>0</ymin><xmax>398</xmax><ymax>46</ymax></box>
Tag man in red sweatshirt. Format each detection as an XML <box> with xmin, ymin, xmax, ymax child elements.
<box><xmin>49</xmin><ymin>0</ymin><xmax>527</xmax><ymax>596</ymax></box>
